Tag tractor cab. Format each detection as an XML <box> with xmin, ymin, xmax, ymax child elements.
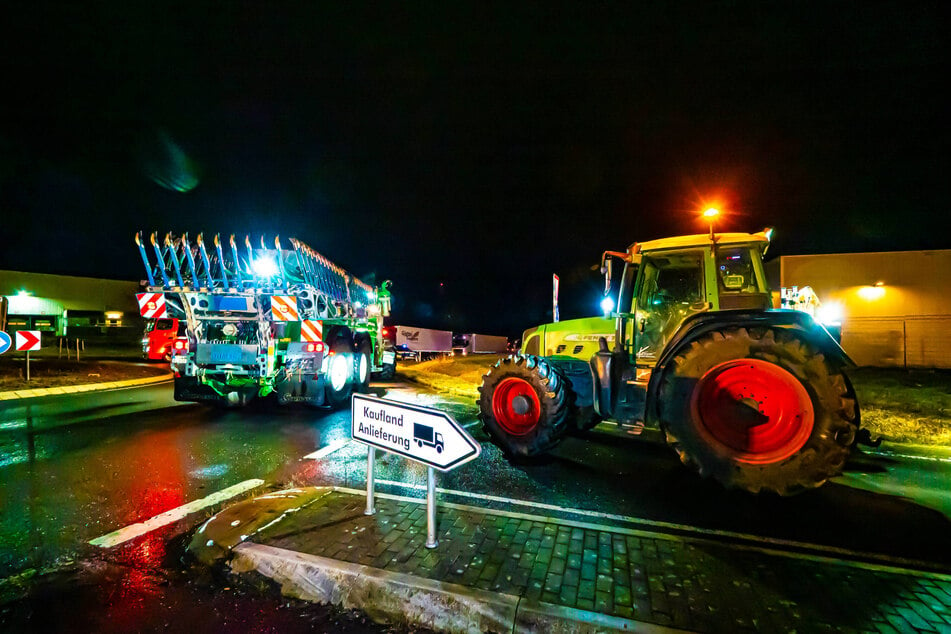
<box><xmin>591</xmin><ymin>231</ymin><xmax>774</xmax><ymax>420</ymax></box>
<box><xmin>620</xmin><ymin>232</ymin><xmax>772</xmax><ymax>365</ymax></box>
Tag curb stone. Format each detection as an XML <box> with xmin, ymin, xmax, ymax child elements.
<box><xmin>230</xmin><ymin>543</ymin><xmax>685</xmax><ymax>634</ymax></box>
<box><xmin>0</xmin><ymin>371</ymin><xmax>172</xmax><ymax>401</ymax></box>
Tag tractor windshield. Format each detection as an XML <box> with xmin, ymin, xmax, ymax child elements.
<box><xmin>633</xmin><ymin>250</ymin><xmax>706</xmax><ymax>362</ymax></box>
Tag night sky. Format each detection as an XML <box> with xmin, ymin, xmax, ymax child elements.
<box><xmin>1</xmin><ymin>3</ymin><xmax>948</xmax><ymax>337</ymax></box>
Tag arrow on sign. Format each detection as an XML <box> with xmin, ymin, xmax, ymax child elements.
<box><xmin>15</xmin><ymin>330</ymin><xmax>41</xmax><ymax>352</ymax></box>
<box><xmin>0</xmin><ymin>331</ymin><xmax>11</xmax><ymax>355</ymax></box>
<box><xmin>351</xmin><ymin>394</ymin><xmax>481</xmax><ymax>471</ymax></box>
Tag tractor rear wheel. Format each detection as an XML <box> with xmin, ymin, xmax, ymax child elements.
<box><xmin>478</xmin><ymin>355</ymin><xmax>571</xmax><ymax>458</ymax></box>
<box><xmin>655</xmin><ymin>327</ymin><xmax>858</xmax><ymax>495</ymax></box>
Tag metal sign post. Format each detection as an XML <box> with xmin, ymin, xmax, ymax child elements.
<box><xmin>365</xmin><ymin>447</ymin><xmax>376</xmax><ymax>515</ymax></box>
<box><xmin>351</xmin><ymin>394</ymin><xmax>481</xmax><ymax>549</ymax></box>
<box><xmin>15</xmin><ymin>331</ymin><xmax>42</xmax><ymax>381</ymax></box>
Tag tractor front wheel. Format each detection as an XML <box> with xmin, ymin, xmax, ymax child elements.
<box><xmin>478</xmin><ymin>355</ymin><xmax>571</xmax><ymax>458</ymax></box>
<box><xmin>656</xmin><ymin>327</ymin><xmax>858</xmax><ymax>495</ymax></box>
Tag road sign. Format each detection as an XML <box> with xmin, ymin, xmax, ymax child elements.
<box><xmin>16</xmin><ymin>330</ymin><xmax>41</xmax><ymax>352</ymax></box>
<box><xmin>136</xmin><ymin>292</ymin><xmax>168</xmax><ymax>318</ymax></box>
<box><xmin>301</xmin><ymin>319</ymin><xmax>323</xmax><ymax>343</ymax></box>
<box><xmin>271</xmin><ymin>295</ymin><xmax>299</xmax><ymax>321</ymax></box>
<box><xmin>0</xmin><ymin>331</ymin><xmax>10</xmax><ymax>354</ymax></box>
<box><xmin>351</xmin><ymin>394</ymin><xmax>481</xmax><ymax>471</ymax></box>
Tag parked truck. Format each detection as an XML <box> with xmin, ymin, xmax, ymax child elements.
<box><xmin>479</xmin><ymin>228</ymin><xmax>866</xmax><ymax>495</ymax></box>
<box><xmin>135</xmin><ymin>232</ymin><xmax>395</xmax><ymax>407</ymax></box>
<box><xmin>141</xmin><ymin>317</ymin><xmax>184</xmax><ymax>362</ymax></box>
<box><xmin>395</xmin><ymin>326</ymin><xmax>452</xmax><ymax>360</ymax></box>
<box><xmin>452</xmin><ymin>333</ymin><xmax>509</xmax><ymax>355</ymax></box>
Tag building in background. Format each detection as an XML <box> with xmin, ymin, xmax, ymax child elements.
<box><xmin>0</xmin><ymin>270</ymin><xmax>141</xmax><ymax>341</ymax></box>
<box><xmin>765</xmin><ymin>250</ymin><xmax>951</xmax><ymax>368</ymax></box>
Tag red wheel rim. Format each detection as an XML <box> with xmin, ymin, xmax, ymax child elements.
<box><xmin>492</xmin><ymin>377</ymin><xmax>541</xmax><ymax>436</ymax></box>
<box><xmin>692</xmin><ymin>359</ymin><xmax>814</xmax><ymax>464</ymax></box>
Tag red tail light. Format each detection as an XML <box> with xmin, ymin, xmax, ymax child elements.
<box><xmin>382</xmin><ymin>327</ymin><xmax>389</xmax><ymax>337</ymax></box>
<box><xmin>304</xmin><ymin>342</ymin><xmax>324</xmax><ymax>353</ymax></box>
<box><xmin>173</xmin><ymin>338</ymin><xmax>188</xmax><ymax>351</ymax></box>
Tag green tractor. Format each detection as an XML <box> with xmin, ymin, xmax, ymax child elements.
<box><xmin>478</xmin><ymin>229</ymin><xmax>861</xmax><ymax>495</ymax></box>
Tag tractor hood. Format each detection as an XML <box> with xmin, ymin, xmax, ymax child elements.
<box><xmin>521</xmin><ymin>315</ymin><xmax>615</xmax><ymax>362</ymax></box>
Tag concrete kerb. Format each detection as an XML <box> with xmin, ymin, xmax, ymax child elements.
<box><xmin>0</xmin><ymin>371</ymin><xmax>172</xmax><ymax>401</ymax></box>
<box><xmin>230</xmin><ymin>542</ymin><xmax>683</xmax><ymax>634</ymax></box>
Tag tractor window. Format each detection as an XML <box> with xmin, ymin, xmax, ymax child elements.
<box><xmin>634</xmin><ymin>251</ymin><xmax>705</xmax><ymax>362</ymax></box>
<box><xmin>716</xmin><ymin>247</ymin><xmax>770</xmax><ymax>310</ymax></box>
<box><xmin>716</xmin><ymin>248</ymin><xmax>759</xmax><ymax>293</ymax></box>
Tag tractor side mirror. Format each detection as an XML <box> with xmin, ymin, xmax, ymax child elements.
<box><xmin>601</xmin><ymin>258</ymin><xmax>613</xmax><ymax>296</ymax></box>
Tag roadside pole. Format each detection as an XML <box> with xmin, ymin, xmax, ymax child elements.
<box><xmin>365</xmin><ymin>447</ymin><xmax>376</xmax><ymax>515</ymax></box>
<box><xmin>426</xmin><ymin>467</ymin><xmax>438</xmax><ymax>548</ymax></box>
<box><xmin>15</xmin><ymin>331</ymin><xmax>42</xmax><ymax>381</ymax></box>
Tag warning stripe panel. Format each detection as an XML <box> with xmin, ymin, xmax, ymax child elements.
<box><xmin>301</xmin><ymin>319</ymin><xmax>323</xmax><ymax>343</ymax></box>
<box><xmin>271</xmin><ymin>295</ymin><xmax>299</xmax><ymax>321</ymax></box>
<box><xmin>136</xmin><ymin>292</ymin><xmax>168</xmax><ymax>319</ymax></box>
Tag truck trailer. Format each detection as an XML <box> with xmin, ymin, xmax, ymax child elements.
<box><xmin>395</xmin><ymin>326</ymin><xmax>452</xmax><ymax>360</ymax></box>
<box><xmin>452</xmin><ymin>333</ymin><xmax>509</xmax><ymax>355</ymax></box>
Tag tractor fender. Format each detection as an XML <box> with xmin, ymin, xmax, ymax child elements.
<box><xmin>645</xmin><ymin>309</ymin><xmax>854</xmax><ymax>424</ymax></box>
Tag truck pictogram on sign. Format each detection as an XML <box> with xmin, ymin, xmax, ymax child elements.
<box><xmin>413</xmin><ymin>423</ymin><xmax>444</xmax><ymax>453</ymax></box>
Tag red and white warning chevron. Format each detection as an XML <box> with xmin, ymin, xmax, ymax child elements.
<box><xmin>136</xmin><ymin>292</ymin><xmax>168</xmax><ymax>319</ymax></box>
<box><xmin>300</xmin><ymin>319</ymin><xmax>323</xmax><ymax>343</ymax></box>
<box><xmin>271</xmin><ymin>295</ymin><xmax>299</xmax><ymax>321</ymax></box>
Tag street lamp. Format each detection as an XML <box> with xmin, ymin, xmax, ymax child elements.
<box><xmin>702</xmin><ymin>207</ymin><xmax>720</xmax><ymax>239</ymax></box>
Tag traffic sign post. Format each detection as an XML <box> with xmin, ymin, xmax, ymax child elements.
<box><xmin>15</xmin><ymin>330</ymin><xmax>42</xmax><ymax>381</ymax></box>
<box><xmin>351</xmin><ymin>394</ymin><xmax>481</xmax><ymax>549</ymax></box>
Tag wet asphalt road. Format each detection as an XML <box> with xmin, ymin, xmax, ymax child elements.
<box><xmin>1</xmin><ymin>377</ymin><xmax>950</xmax><ymax>631</ymax></box>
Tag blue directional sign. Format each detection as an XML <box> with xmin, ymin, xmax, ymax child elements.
<box><xmin>0</xmin><ymin>331</ymin><xmax>11</xmax><ymax>355</ymax></box>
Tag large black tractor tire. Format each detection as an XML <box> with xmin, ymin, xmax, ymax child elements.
<box><xmin>478</xmin><ymin>355</ymin><xmax>572</xmax><ymax>458</ymax></box>
<box><xmin>325</xmin><ymin>335</ymin><xmax>355</xmax><ymax>409</ymax></box>
<box><xmin>353</xmin><ymin>339</ymin><xmax>372</xmax><ymax>394</ymax></box>
<box><xmin>655</xmin><ymin>327</ymin><xmax>858</xmax><ymax>496</ymax></box>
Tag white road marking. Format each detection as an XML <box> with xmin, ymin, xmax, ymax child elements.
<box><xmin>89</xmin><ymin>479</ymin><xmax>265</xmax><ymax>548</ymax></box>
<box><xmin>303</xmin><ymin>440</ymin><xmax>350</xmax><ymax>460</ymax></box>
<box><xmin>372</xmin><ymin>479</ymin><xmax>946</xmax><ymax>574</ymax></box>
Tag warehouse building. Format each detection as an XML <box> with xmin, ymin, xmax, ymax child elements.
<box><xmin>765</xmin><ymin>249</ymin><xmax>951</xmax><ymax>368</ymax></box>
<box><xmin>0</xmin><ymin>270</ymin><xmax>141</xmax><ymax>340</ymax></box>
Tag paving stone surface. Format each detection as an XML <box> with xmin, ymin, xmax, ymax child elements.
<box><xmin>255</xmin><ymin>490</ymin><xmax>951</xmax><ymax>633</ymax></box>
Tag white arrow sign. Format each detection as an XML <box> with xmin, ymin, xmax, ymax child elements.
<box><xmin>351</xmin><ymin>394</ymin><xmax>481</xmax><ymax>471</ymax></box>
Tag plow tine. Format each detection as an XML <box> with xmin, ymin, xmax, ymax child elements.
<box><xmin>196</xmin><ymin>233</ymin><xmax>215</xmax><ymax>289</ymax></box>
<box><xmin>214</xmin><ymin>234</ymin><xmax>230</xmax><ymax>288</ymax></box>
<box><xmin>135</xmin><ymin>232</ymin><xmax>156</xmax><ymax>287</ymax></box>
<box><xmin>165</xmin><ymin>232</ymin><xmax>184</xmax><ymax>288</ymax></box>
<box><xmin>182</xmin><ymin>232</ymin><xmax>199</xmax><ymax>288</ymax></box>
<box><xmin>150</xmin><ymin>232</ymin><xmax>171</xmax><ymax>288</ymax></box>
